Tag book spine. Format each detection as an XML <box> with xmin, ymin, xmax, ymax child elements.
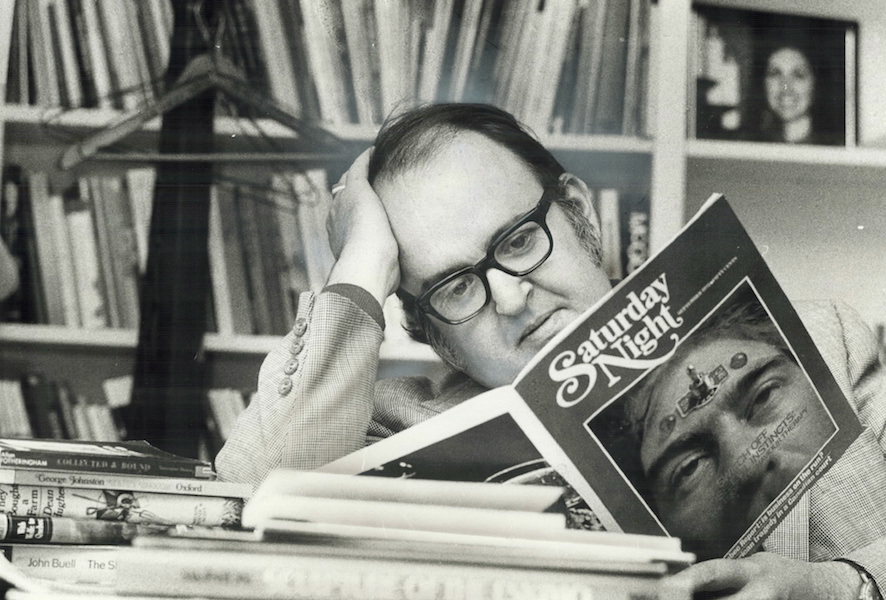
<box><xmin>24</xmin><ymin>171</ymin><xmax>66</xmax><ymax>325</ymax></box>
<box><xmin>0</xmin><ymin>484</ymin><xmax>243</xmax><ymax>527</ymax></box>
<box><xmin>47</xmin><ymin>191</ymin><xmax>81</xmax><ymax>326</ymax></box>
<box><xmin>242</xmin><ymin>496</ymin><xmax>564</xmax><ymax>537</ymax></box>
<box><xmin>0</xmin><ymin>468</ymin><xmax>249</xmax><ymax>498</ymax></box>
<box><xmin>0</xmin><ymin>0</ymin><xmax>16</xmax><ymax>104</ymax></box>
<box><xmin>115</xmin><ymin>547</ymin><xmax>668</xmax><ymax>600</ymax></box>
<box><xmin>208</xmin><ymin>187</ymin><xmax>236</xmax><ymax>335</ymax></box>
<box><xmin>250</xmin><ymin>0</ymin><xmax>301</xmax><ymax>113</ymax></box>
<box><xmin>620</xmin><ymin>192</ymin><xmax>650</xmax><ymax>275</ymax></box>
<box><xmin>1</xmin><ymin>379</ymin><xmax>33</xmax><ymax>438</ymax></box>
<box><xmin>0</xmin><ymin>451</ymin><xmax>215</xmax><ymax>480</ymax></box>
<box><xmin>66</xmin><ymin>181</ymin><xmax>108</xmax><ymax>329</ymax></box>
<box><xmin>1</xmin><ymin>542</ymin><xmax>118</xmax><ymax>584</ymax></box>
<box><xmin>0</xmin><ymin>513</ymin><xmax>141</xmax><ymax>544</ymax></box>
<box><xmin>19</xmin><ymin>373</ymin><xmax>64</xmax><ymax>439</ymax></box>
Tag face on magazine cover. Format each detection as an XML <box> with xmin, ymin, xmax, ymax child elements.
<box><xmin>637</xmin><ymin>336</ymin><xmax>834</xmax><ymax>558</ymax></box>
<box><xmin>377</xmin><ymin>131</ymin><xmax>611</xmax><ymax>388</ymax></box>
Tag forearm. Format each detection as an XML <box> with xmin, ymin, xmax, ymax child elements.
<box><xmin>215</xmin><ymin>290</ymin><xmax>384</xmax><ymax>490</ymax></box>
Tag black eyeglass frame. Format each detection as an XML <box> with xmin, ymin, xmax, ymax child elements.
<box><xmin>399</xmin><ymin>186</ymin><xmax>558</xmax><ymax>325</ymax></box>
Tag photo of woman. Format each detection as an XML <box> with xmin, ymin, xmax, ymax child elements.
<box><xmin>693</xmin><ymin>6</ymin><xmax>856</xmax><ymax>146</ymax></box>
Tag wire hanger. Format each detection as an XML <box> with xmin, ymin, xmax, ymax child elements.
<box><xmin>59</xmin><ymin>1</ymin><xmax>348</xmax><ymax>170</ymax></box>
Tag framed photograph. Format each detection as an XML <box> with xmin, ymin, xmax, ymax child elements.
<box><xmin>691</xmin><ymin>5</ymin><xmax>857</xmax><ymax>146</ymax></box>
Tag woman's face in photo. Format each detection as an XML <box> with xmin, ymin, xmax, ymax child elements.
<box><xmin>764</xmin><ymin>47</ymin><xmax>815</xmax><ymax>124</ymax></box>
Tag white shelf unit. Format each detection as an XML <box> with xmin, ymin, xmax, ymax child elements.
<box><xmin>2</xmin><ymin>0</ymin><xmax>884</xmax><ymax>411</ymax></box>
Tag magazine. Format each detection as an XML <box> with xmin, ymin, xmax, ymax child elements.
<box><xmin>322</xmin><ymin>194</ymin><xmax>861</xmax><ymax>560</ymax></box>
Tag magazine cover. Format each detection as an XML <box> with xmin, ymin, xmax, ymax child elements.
<box><xmin>323</xmin><ymin>195</ymin><xmax>861</xmax><ymax>560</ymax></box>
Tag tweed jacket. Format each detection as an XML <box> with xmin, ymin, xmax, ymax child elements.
<box><xmin>216</xmin><ymin>290</ymin><xmax>886</xmax><ymax>584</ymax></box>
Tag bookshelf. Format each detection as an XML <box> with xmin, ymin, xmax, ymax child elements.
<box><xmin>1</xmin><ymin>0</ymin><xmax>884</xmax><ymax>454</ymax></box>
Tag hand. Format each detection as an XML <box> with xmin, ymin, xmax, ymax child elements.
<box><xmin>325</xmin><ymin>147</ymin><xmax>400</xmax><ymax>306</ymax></box>
<box><xmin>667</xmin><ymin>553</ymin><xmax>859</xmax><ymax>600</ymax></box>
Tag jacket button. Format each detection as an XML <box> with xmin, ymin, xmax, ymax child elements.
<box><xmin>283</xmin><ymin>358</ymin><xmax>299</xmax><ymax>375</ymax></box>
<box><xmin>289</xmin><ymin>339</ymin><xmax>304</xmax><ymax>355</ymax></box>
<box><xmin>293</xmin><ymin>318</ymin><xmax>308</xmax><ymax>336</ymax></box>
<box><xmin>278</xmin><ymin>376</ymin><xmax>293</xmax><ymax>396</ymax></box>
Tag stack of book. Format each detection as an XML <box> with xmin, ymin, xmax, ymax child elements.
<box><xmin>96</xmin><ymin>470</ymin><xmax>693</xmax><ymax>600</ymax></box>
<box><xmin>0</xmin><ymin>438</ymin><xmax>249</xmax><ymax>587</ymax></box>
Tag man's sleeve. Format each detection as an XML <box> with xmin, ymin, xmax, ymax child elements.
<box><xmin>810</xmin><ymin>301</ymin><xmax>886</xmax><ymax>589</ymax></box>
<box><xmin>214</xmin><ymin>289</ymin><xmax>385</xmax><ymax>491</ymax></box>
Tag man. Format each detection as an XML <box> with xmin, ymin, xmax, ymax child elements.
<box><xmin>216</xmin><ymin>104</ymin><xmax>886</xmax><ymax>599</ymax></box>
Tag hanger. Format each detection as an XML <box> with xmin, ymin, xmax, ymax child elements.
<box><xmin>59</xmin><ymin>3</ymin><xmax>349</xmax><ymax>170</ymax></box>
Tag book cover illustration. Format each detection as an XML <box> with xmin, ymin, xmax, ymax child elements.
<box><xmin>324</xmin><ymin>195</ymin><xmax>861</xmax><ymax>560</ymax></box>
<box><xmin>0</xmin><ymin>484</ymin><xmax>242</xmax><ymax>527</ymax></box>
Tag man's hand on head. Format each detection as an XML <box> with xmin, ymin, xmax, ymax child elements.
<box><xmin>668</xmin><ymin>552</ymin><xmax>861</xmax><ymax>600</ymax></box>
<box><xmin>326</xmin><ymin>147</ymin><xmax>401</xmax><ymax>307</ymax></box>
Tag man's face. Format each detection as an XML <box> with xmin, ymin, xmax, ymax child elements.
<box><xmin>638</xmin><ymin>337</ymin><xmax>834</xmax><ymax>559</ymax></box>
<box><xmin>375</xmin><ymin>132</ymin><xmax>611</xmax><ymax>388</ymax></box>
<box><xmin>765</xmin><ymin>47</ymin><xmax>814</xmax><ymax>125</ymax></box>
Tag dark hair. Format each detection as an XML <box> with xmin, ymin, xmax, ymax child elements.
<box><xmin>366</xmin><ymin>103</ymin><xmax>572</xmax><ymax>354</ymax></box>
<box><xmin>368</xmin><ymin>103</ymin><xmax>566</xmax><ymax>189</ymax></box>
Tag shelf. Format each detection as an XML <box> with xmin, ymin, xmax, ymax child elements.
<box><xmin>3</xmin><ymin>104</ymin><xmax>654</xmax><ymax>156</ymax></box>
<box><xmin>0</xmin><ymin>323</ymin><xmax>440</xmax><ymax>364</ymax></box>
<box><xmin>689</xmin><ymin>139</ymin><xmax>886</xmax><ymax>168</ymax></box>
<box><xmin>687</xmin><ymin>140</ymin><xmax>886</xmax><ymax>187</ymax></box>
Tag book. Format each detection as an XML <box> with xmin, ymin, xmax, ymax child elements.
<box><xmin>23</xmin><ymin>172</ymin><xmax>65</xmax><ymax>326</ymax></box>
<box><xmin>114</xmin><ymin>538</ymin><xmax>689</xmax><ymax>600</ymax></box>
<box><xmin>0</xmin><ymin>483</ymin><xmax>242</xmax><ymax>527</ymax></box>
<box><xmin>0</xmin><ymin>0</ymin><xmax>16</xmax><ymax>104</ymax></box>
<box><xmin>240</xmin><ymin>470</ymin><xmax>690</xmax><ymax>566</ymax></box>
<box><xmin>245</xmin><ymin>495</ymin><xmax>565</xmax><ymax>539</ymax></box>
<box><xmin>0</xmin><ymin>166</ymin><xmax>28</xmax><ymax>323</ymax></box>
<box><xmin>92</xmin><ymin>176</ymin><xmax>141</xmax><ymax>330</ymax></box>
<box><xmin>19</xmin><ymin>373</ymin><xmax>65</xmax><ymax>440</ymax></box>
<box><xmin>0</xmin><ymin>379</ymin><xmax>33</xmax><ymax>438</ymax></box>
<box><xmin>0</xmin><ymin>514</ymin><xmax>151</xmax><ymax>545</ymax></box>
<box><xmin>213</xmin><ymin>182</ymin><xmax>255</xmax><ymax>334</ymax></box>
<box><xmin>27</xmin><ymin>0</ymin><xmax>61</xmax><ymax>106</ymax></box>
<box><xmin>339</xmin><ymin>0</ymin><xmax>380</xmax><ymax>124</ymax></box>
<box><xmin>46</xmin><ymin>0</ymin><xmax>83</xmax><ymax>109</ymax></box>
<box><xmin>65</xmin><ymin>182</ymin><xmax>108</xmax><ymax>329</ymax></box>
<box><xmin>593</xmin><ymin>0</ymin><xmax>631</xmax><ymax>133</ymax></box>
<box><xmin>241</xmin><ymin>470</ymin><xmax>570</xmax><ymax>540</ymax></box>
<box><xmin>292</xmin><ymin>170</ymin><xmax>335</xmax><ymax>291</ymax></box>
<box><xmin>1</xmin><ymin>542</ymin><xmax>117</xmax><ymax>585</ymax></box>
<box><xmin>0</xmin><ymin>468</ymin><xmax>249</xmax><ymax>499</ymax></box>
<box><xmin>86</xmin><ymin>177</ymin><xmax>121</xmax><ymax>328</ymax></box>
<box><xmin>250</xmin><ymin>0</ymin><xmax>302</xmax><ymax>115</ymax></box>
<box><xmin>207</xmin><ymin>187</ymin><xmax>236</xmax><ymax>335</ymax></box>
<box><xmin>597</xmin><ymin>188</ymin><xmax>623</xmax><ymax>280</ymax></box>
<box><xmin>46</xmin><ymin>192</ymin><xmax>81</xmax><ymax>326</ymax></box>
<box><xmin>245</xmin><ymin>469</ymin><xmax>562</xmax><ymax>514</ymax></box>
<box><xmin>76</xmin><ymin>0</ymin><xmax>114</xmax><ymax>109</ymax></box>
<box><xmin>0</xmin><ymin>439</ymin><xmax>216</xmax><ymax>480</ymax></box>
<box><xmin>321</xmin><ymin>195</ymin><xmax>863</xmax><ymax>561</ymax></box>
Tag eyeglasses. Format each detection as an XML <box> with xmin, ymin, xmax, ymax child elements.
<box><xmin>400</xmin><ymin>187</ymin><xmax>557</xmax><ymax>325</ymax></box>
